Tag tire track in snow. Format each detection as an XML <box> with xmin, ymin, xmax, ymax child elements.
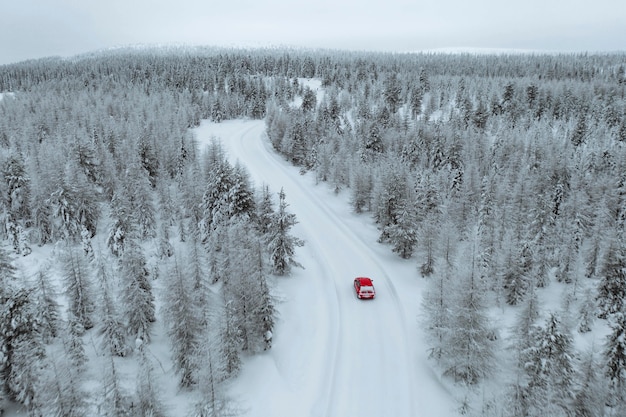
<box><xmin>241</xmin><ymin>123</ymin><xmax>417</xmax><ymax>416</ymax></box>
<box><xmin>232</xmin><ymin>123</ymin><xmax>346</xmax><ymax>416</ymax></box>
<box><xmin>215</xmin><ymin>120</ymin><xmax>418</xmax><ymax>416</ymax></box>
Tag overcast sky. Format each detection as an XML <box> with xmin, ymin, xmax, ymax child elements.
<box><xmin>2</xmin><ymin>0</ymin><xmax>625</xmax><ymax>65</ymax></box>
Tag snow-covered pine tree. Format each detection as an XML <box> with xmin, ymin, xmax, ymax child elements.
<box><xmin>120</xmin><ymin>155</ymin><xmax>157</xmax><ymax>240</ymax></box>
<box><xmin>572</xmin><ymin>347</ymin><xmax>606</xmax><ymax>417</ymax></box>
<box><xmin>477</xmin><ymin>175</ymin><xmax>497</xmax><ymax>285</ymax></box>
<box><xmin>421</xmin><ymin>258</ymin><xmax>453</xmax><ymax>361</ymax></box>
<box><xmin>229</xmin><ymin>162</ymin><xmax>256</xmax><ymax>220</ymax></box>
<box><xmin>2</xmin><ymin>152</ymin><xmax>31</xmax><ymax>222</ymax></box>
<box><xmin>0</xmin><ymin>247</ymin><xmax>16</xmax><ymax>292</ymax></box>
<box><xmin>223</xmin><ymin>218</ymin><xmax>275</xmax><ymax>352</ymax></box>
<box><xmin>157</xmin><ymin>221</ymin><xmax>174</xmax><ymax>259</ymax></box>
<box><xmin>577</xmin><ymin>287</ymin><xmax>596</xmax><ymax>333</ymax></box>
<box><xmin>185</xmin><ymin>228</ymin><xmax>209</xmax><ymax>305</ymax></box>
<box><xmin>96</xmin><ymin>255</ymin><xmax>130</xmax><ymax>357</ymax></box>
<box><xmin>255</xmin><ymin>183</ymin><xmax>275</xmax><ymax>236</ymax></box>
<box><xmin>504</xmin><ymin>286</ymin><xmax>540</xmax><ymax>416</ymax></box>
<box><xmin>416</xmin><ymin>175</ymin><xmax>442</xmax><ymax>276</ymax></box>
<box><xmin>251</xmin><ymin>241</ymin><xmax>275</xmax><ymax>351</ymax></box>
<box><xmin>62</xmin><ymin>247</ymin><xmax>96</xmax><ymax>332</ymax></box>
<box><xmin>220</xmin><ymin>299</ymin><xmax>242</xmax><ymax>379</ymax></box>
<box><xmin>372</xmin><ymin>163</ymin><xmax>409</xmax><ymax>243</ymax></box>
<box><xmin>37</xmin><ymin>343</ymin><xmax>88</xmax><ymax>417</ymax></box>
<box><xmin>163</xmin><ymin>257</ymin><xmax>201</xmax><ymax>388</ymax></box>
<box><xmin>0</xmin><ymin>287</ymin><xmax>46</xmax><ymax>410</ymax></box>
<box><xmin>107</xmin><ymin>191</ymin><xmax>135</xmax><ymax>257</ymax></box>
<box><xmin>385</xmin><ymin>199</ymin><xmax>418</xmax><ymax>259</ymax></box>
<box><xmin>199</xmin><ymin>140</ymin><xmax>235</xmax><ymax>241</ymax></box>
<box><xmin>349</xmin><ymin>163</ymin><xmax>373</xmax><ymax>214</ymax></box>
<box><xmin>503</xmin><ymin>241</ymin><xmax>533</xmax><ymax>306</ymax></box>
<box><xmin>266</xmin><ymin>188</ymin><xmax>304</xmax><ymax>275</ymax></box>
<box><xmin>444</xmin><ymin>241</ymin><xmax>496</xmax><ymax>384</ymax></box>
<box><xmin>523</xmin><ymin>313</ymin><xmax>575</xmax><ymax>417</ymax></box>
<box><xmin>189</xmin><ymin>347</ymin><xmax>236</xmax><ymax>417</ymax></box>
<box><xmin>120</xmin><ymin>241</ymin><xmax>155</xmax><ymax>344</ymax></box>
<box><xmin>219</xmin><ymin>221</ymin><xmax>250</xmax><ymax>352</ymax></box>
<box><xmin>64</xmin><ymin>311</ymin><xmax>88</xmax><ymax>371</ymax></box>
<box><xmin>34</xmin><ymin>265</ymin><xmax>60</xmax><ymax>343</ymax></box>
<box><xmin>134</xmin><ymin>343</ymin><xmax>167</xmax><ymax>417</ymax></box>
<box><xmin>604</xmin><ymin>312</ymin><xmax>626</xmax><ymax>408</ymax></box>
<box><xmin>48</xmin><ymin>159</ymin><xmax>99</xmax><ymax>241</ymax></box>
<box><xmin>190</xmin><ymin>283</ymin><xmax>237</xmax><ymax>417</ymax></box>
<box><xmin>98</xmin><ymin>355</ymin><xmax>132</xmax><ymax>417</ymax></box>
<box><xmin>595</xmin><ymin>239</ymin><xmax>626</xmax><ymax>319</ymax></box>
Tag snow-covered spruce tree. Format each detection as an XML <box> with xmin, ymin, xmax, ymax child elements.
<box><xmin>123</xmin><ymin>159</ymin><xmax>157</xmax><ymax>240</ymax></box>
<box><xmin>179</xmin><ymin>158</ymin><xmax>205</xmax><ymax>238</ymax></box>
<box><xmin>503</xmin><ymin>241</ymin><xmax>533</xmax><ymax>306</ymax></box>
<box><xmin>267</xmin><ymin>188</ymin><xmax>304</xmax><ymax>276</ymax></box>
<box><xmin>37</xmin><ymin>343</ymin><xmax>88</xmax><ymax>417</ymax></box>
<box><xmin>64</xmin><ymin>311</ymin><xmax>88</xmax><ymax>371</ymax></box>
<box><xmin>107</xmin><ymin>191</ymin><xmax>135</xmax><ymax>257</ymax></box>
<box><xmin>504</xmin><ymin>287</ymin><xmax>540</xmax><ymax>417</ymax></box>
<box><xmin>220</xmin><ymin>298</ymin><xmax>242</xmax><ymax>379</ymax></box>
<box><xmin>98</xmin><ymin>355</ymin><xmax>132</xmax><ymax>417</ymax></box>
<box><xmin>572</xmin><ymin>347</ymin><xmax>606</xmax><ymax>417</ymax></box>
<box><xmin>157</xmin><ymin>221</ymin><xmax>174</xmax><ymax>259</ymax></box>
<box><xmin>477</xmin><ymin>175</ymin><xmax>497</xmax><ymax>285</ymax></box>
<box><xmin>443</xmin><ymin>243</ymin><xmax>496</xmax><ymax>385</ymax></box>
<box><xmin>185</xmin><ymin>227</ymin><xmax>209</xmax><ymax>303</ymax></box>
<box><xmin>604</xmin><ymin>312</ymin><xmax>626</xmax><ymax>407</ymax></box>
<box><xmin>200</xmin><ymin>158</ymin><xmax>256</xmax><ymax>246</ymax></box>
<box><xmin>134</xmin><ymin>343</ymin><xmax>167</xmax><ymax>417</ymax></box>
<box><xmin>2</xmin><ymin>152</ymin><xmax>31</xmax><ymax>222</ymax></box>
<box><xmin>349</xmin><ymin>163</ymin><xmax>373</xmax><ymax>214</ymax></box>
<box><xmin>61</xmin><ymin>246</ymin><xmax>96</xmax><ymax>332</ymax></box>
<box><xmin>0</xmin><ymin>246</ymin><xmax>16</xmax><ymax>290</ymax></box>
<box><xmin>421</xmin><ymin>257</ymin><xmax>453</xmax><ymax>361</ymax></box>
<box><xmin>252</xmin><ymin>243</ymin><xmax>275</xmax><ymax>351</ymax></box>
<box><xmin>525</xmin><ymin>194</ymin><xmax>553</xmax><ymax>289</ymax></box>
<box><xmin>34</xmin><ymin>266</ymin><xmax>60</xmax><ymax>343</ymax></box>
<box><xmin>199</xmin><ymin>140</ymin><xmax>235</xmax><ymax>241</ymax></box>
<box><xmin>385</xmin><ymin>198</ymin><xmax>418</xmax><ymax>259</ymax></box>
<box><xmin>47</xmin><ymin>159</ymin><xmax>99</xmax><ymax>241</ymax></box>
<box><xmin>577</xmin><ymin>287</ymin><xmax>596</xmax><ymax>333</ymax></box>
<box><xmin>595</xmin><ymin>239</ymin><xmax>626</xmax><ymax>319</ymax></box>
<box><xmin>189</xmin><ymin>347</ymin><xmax>236</xmax><ymax>417</ymax></box>
<box><xmin>223</xmin><ymin>218</ymin><xmax>275</xmax><ymax>352</ymax></box>
<box><xmin>0</xmin><ymin>287</ymin><xmax>45</xmax><ymax>410</ymax></box>
<box><xmin>96</xmin><ymin>255</ymin><xmax>130</xmax><ymax>357</ymax></box>
<box><xmin>372</xmin><ymin>163</ymin><xmax>410</xmax><ymax>243</ymax></box>
<box><xmin>255</xmin><ymin>183</ymin><xmax>275</xmax><ymax>236</ymax></box>
<box><xmin>229</xmin><ymin>162</ymin><xmax>257</xmax><ymax>220</ymax></box>
<box><xmin>523</xmin><ymin>313</ymin><xmax>575</xmax><ymax>417</ymax></box>
<box><xmin>205</xmin><ymin>208</ymin><xmax>230</xmax><ymax>285</ymax></box>
<box><xmin>163</xmin><ymin>257</ymin><xmax>201</xmax><ymax>388</ymax></box>
<box><xmin>416</xmin><ymin>175</ymin><xmax>442</xmax><ymax>276</ymax></box>
<box><xmin>119</xmin><ymin>241</ymin><xmax>155</xmax><ymax>344</ymax></box>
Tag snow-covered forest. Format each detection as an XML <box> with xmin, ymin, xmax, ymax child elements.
<box><xmin>0</xmin><ymin>47</ymin><xmax>625</xmax><ymax>416</ymax></box>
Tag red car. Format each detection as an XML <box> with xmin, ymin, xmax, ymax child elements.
<box><xmin>354</xmin><ymin>277</ymin><xmax>376</xmax><ymax>299</ymax></box>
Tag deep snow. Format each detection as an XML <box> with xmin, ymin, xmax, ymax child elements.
<box><xmin>6</xmin><ymin>117</ymin><xmax>457</xmax><ymax>417</ymax></box>
<box><xmin>193</xmin><ymin>119</ymin><xmax>456</xmax><ymax>417</ymax></box>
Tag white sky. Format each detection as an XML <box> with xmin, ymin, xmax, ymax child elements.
<box><xmin>1</xmin><ymin>0</ymin><xmax>625</xmax><ymax>65</ymax></box>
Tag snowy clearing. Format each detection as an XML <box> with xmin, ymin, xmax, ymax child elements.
<box><xmin>193</xmin><ymin>119</ymin><xmax>455</xmax><ymax>417</ymax></box>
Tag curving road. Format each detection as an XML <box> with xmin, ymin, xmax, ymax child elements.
<box><xmin>194</xmin><ymin>119</ymin><xmax>452</xmax><ymax>417</ymax></box>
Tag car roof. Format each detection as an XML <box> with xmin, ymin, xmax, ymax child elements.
<box><xmin>356</xmin><ymin>277</ymin><xmax>373</xmax><ymax>285</ymax></box>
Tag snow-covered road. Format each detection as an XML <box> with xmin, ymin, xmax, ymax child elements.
<box><xmin>193</xmin><ymin>120</ymin><xmax>455</xmax><ymax>417</ymax></box>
